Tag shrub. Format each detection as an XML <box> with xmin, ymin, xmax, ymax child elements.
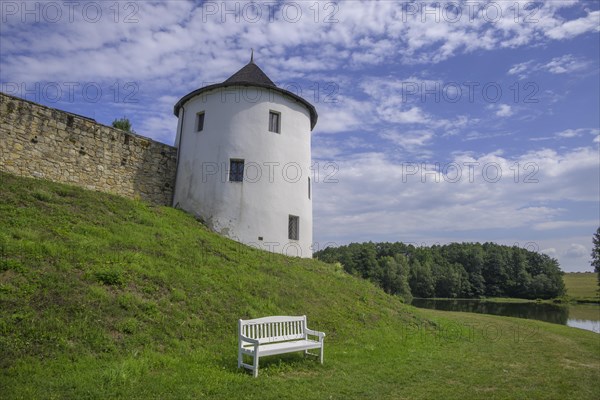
<box><xmin>94</xmin><ymin>269</ymin><xmax>126</xmax><ymax>286</ymax></box>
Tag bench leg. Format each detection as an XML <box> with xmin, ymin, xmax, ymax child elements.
<box><xmin>253</xmin><ymin>354</ymin><xmax>259</xmax><ymax>378</ymax></box>
<box><xmin>320</xmin><ymin>344</ymin><xmax>324</xmax><ymax>364</ymax></box>
<box><xmin>238</xmin><ymin>347</ymin><xmax>242</xmax><ymax>369</ymax></box>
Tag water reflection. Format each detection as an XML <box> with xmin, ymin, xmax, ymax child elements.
<box><xmin>567</xmin><ymin>319</ymin><xmax>600</xmax><ymax>334</ymax></box>
<box><xmin>411</xmin><ymin>299</ymin><xmax>599</xmax><ymax>333</ymax></box>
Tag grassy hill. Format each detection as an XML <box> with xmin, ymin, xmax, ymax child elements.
<box><xmin>1</xmin><ymin>172</ymin><xmax>598</xmax><ymax>399</ymax></box>
<box><xmin>564</xmin><ymin>272</ymin><xmax>599</xmax><ymax>302</ymax></box>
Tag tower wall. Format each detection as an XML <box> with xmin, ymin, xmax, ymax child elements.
<box><xmin>173</xmin><ymin>86</ymin><xmax>314</xmax><ymax>257</ymax></box>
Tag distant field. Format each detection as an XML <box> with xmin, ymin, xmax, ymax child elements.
<box><xmin>564</xmin><ymin>272</ymin><xmax>599</xmax><ymax>300</ymax></box>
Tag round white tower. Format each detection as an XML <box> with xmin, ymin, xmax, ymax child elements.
<box><xmin>172</xmin><ymin>56</ymin><xmax>318</xmax><ymax>258</ymax></box>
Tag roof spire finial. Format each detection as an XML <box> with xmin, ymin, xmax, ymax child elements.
<box><xmin>250</xmin><ymin>48</ymin><xmax>254</xmax><ymax>63</ymax></box>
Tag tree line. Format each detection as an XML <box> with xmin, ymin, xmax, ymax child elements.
<box><xmin>314</xmin><ymin>242</ymin><xmax>565</xmax><ymax>301</ymax></box>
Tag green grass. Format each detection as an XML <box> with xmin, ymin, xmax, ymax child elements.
<box><xmin>564</xmin><ymin>272</ymin><xmax>599</xmax><ymax>302</ymax></box>
<box><xmin>1</xmin><ymin>172</ymin><xmax>599</xmax><ymax>399</ymax></box>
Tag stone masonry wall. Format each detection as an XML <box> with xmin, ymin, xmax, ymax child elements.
<box><xmin>0</xmin><ymin>92</ymin><xmax>177</xmax><ymax>205</ymax></box>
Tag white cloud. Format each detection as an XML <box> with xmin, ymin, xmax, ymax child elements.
<box><xmin>531</xmin><ymin>128</ymin><xmax>600</xmax><ymax>142</ymax></box>
<box><xmin>314</xmin><ymin>97</ymin><xmax>375</xmax><ymax>134</ymax></box>
<box><xmin>378</xmin><ymin>106</ymin><xmax>430</xmax><ymax>124</ymax></box>
<box><xmin>508</xmin><ymin>61</ymin><xmax>535</xmax><ymax>78</ymax></box>
<box><xmin>517</xmin><ymin>147</ymin><xmax>599</xmax><ymax>202</ymax></box>
<box><xmin>543</xmin><ymin>55</ymin><xmax>590</xmax><ymax>74</ymax></box>
<box><xmin>508</xmin><ymin>55</ymin><xmax>590</xmax><ymax>79</ymax></box>
<box><xmin>314</xmin><ymin>145</ymin><xmax>600</xmax><ymax>244</ymax></box>
<box><xmin>2</xmin><ymin>1</ymin><xmax>598</xmax><ymax>87</ymax></box>
<box><xmin>541</xmin><ymin>247</ymin><xmax>557</xmax><ymax>257</ymax></box>
<box><xmin>522</xmin><ymin>236</ymin><xmax>596</xmax><ymax>272</ymax></box>
<box><xmin>563</xmin><ymin>243</ymin><xmax>588</xmax><ymax>259</ymax></box>
<box><xmin>533</xmin><ymin>220</ymin><xmax>597</xmax><ymax>231</ymax></box>
<box><xmin>463</xmin><ymin>131</ymin><xmax>513</xmax><ymax>141</ymax></box>
<box><xmin>358</xmin><ymin>77</ymin><xmax>473</xmax><ymax>132</ymax></box>
<box><xmin>137</xmin><ymin>114</ymin><xmax>178</xmax><ymax>145</ymax></box>
<box><xmin>379</xmin><ymin>130</ymin><xmax>434</xmax><ymax>153</ymax></box>
<box><xmin>545</xmin><ymin>10</ymin><xmax>600</xmax><ymax>40</ymax></box>
<box><xmin>556</xmin><ymin>129</ymin><xmax>582</xmax><ymax>138</ymax></box>
<box><xmin>555</xmin><ymin>128</ymin><xmax>600</xmax><ymax>139</ymax></box>
<box><xmin>495</xmin><ymin>104</ymin><xmax>514</xmax><ymax>117</ymax></box>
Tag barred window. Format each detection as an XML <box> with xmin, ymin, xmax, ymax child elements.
<box><xmin>229</xmin><ymin>159</ymin><xmax>244</xmax><ymax>182</ymax></box>
<box><xmin>269</xmin><ymin>111</ymin><xmax>280</xmax><ymax>133</ymax></box>
<box><xmin>288</xmin><ymin>215</ymin><xmax>299</xmax><ymax>241</ymax></box>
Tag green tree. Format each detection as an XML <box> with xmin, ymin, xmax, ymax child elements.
<box><xmin>112</xmin><ymin>117</ymin><xmax>135</xmax><ymax>133</ymax></box>
<box><xmin>482</xmin><ymin>244</ymin><xmax>509</xmax><ymax>296</ymax></box>
<box><xmin>432</xmin><ymin>261</ymin><xmax>462</xmax><ymax>298</ymax></box>
<box><xmin>456</xmin><ymin>244</ymin><xmax>486</xmax><ymax>297</ymax></box>
<box><xmin>352</xmin><ymin>243</ymin><xmax>379</xmax><ymax>281</ymax></box>
<box><xmin>508</xmin><ymin>248</ymin><xmax>532</xmax><ymax>298</ymax></box>
<box><xmin>379</xmin><ymin>255</ymin><xmax>412</xmax><ymax>302</ymax></box>
<box><xmin>592</xmin><ymin>227</ymin><xmax>600</xmax><ymax>287</ymax></box>
<box><xmin>314</xmin><ymin>240</ymin><xmax>565</xmax><ymax>300</ymax></box>
<box><xmin>409</xmin><ymin>258</ymin><xmax>435</xmax><ymax>298</ymax></box>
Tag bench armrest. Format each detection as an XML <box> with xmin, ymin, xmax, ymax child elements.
<box><xmin>305</xmin><ymin>328</ymin><xmax>326</xmax><ymax>341</ymax></box>
<box><xmin>239</xmin><ymin>335</ymin><xmax>260</xmax><ymax>345</ymax></box>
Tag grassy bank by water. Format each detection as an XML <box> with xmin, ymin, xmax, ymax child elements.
<box><xmin>1</xmin><ymin>172</ymin><xmax>598</xmax><ymax>399</ymax></box>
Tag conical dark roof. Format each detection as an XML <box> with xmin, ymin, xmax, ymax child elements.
<box><xmin>174</xmin><ymin>58</ymin><xmax>318</xmax><ymax>130</ymax></box>
<box><xmin>224</xmin><ymin>60</ymin><xmax>276</xmax><ymax>87</ymax></box>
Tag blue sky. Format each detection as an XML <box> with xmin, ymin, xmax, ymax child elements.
<box><xmin>1</xmin><ymin>0</ymin><xmax>598</xmax><ymax>271</ymax></box>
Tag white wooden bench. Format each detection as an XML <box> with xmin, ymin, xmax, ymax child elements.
<box><xmin>238</xmin><ymin>315</ymin><xmax>325</xmax><ymax>377</ymax></box>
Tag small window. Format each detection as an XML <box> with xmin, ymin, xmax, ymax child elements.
<box><xmin>308</xmin><ymin>177</ymin><xmax>311</xmax><ymax>200</ymax></box>
<box><xmin>269</xmin><ymin>111</ymin><xmax>280</xmax><ymax>133</ymax></box>
<box><xmin>288</xmin><ymin>215</ymin><xmax>299</xmax><ymax>241</ymax></box>
<box><xmin>229</xmin><ymin>159</ymin><xmax>244</xmax><ymax>182</ymax></box>
<box><xmin>196</xmin><ymin>112</ymin><xmax>205</xmax><ymax>132</ymax></box>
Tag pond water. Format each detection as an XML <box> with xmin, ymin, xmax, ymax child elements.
<box><xmin>411</xmin><ymin>299</ymin><xmax>600</xmax><ymax>334</ymax></box>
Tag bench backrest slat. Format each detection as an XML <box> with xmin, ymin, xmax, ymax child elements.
<box><xmin>239</xmin><ymin>316</ymin><xmax>307</xmax><ymax>344</ymax></box>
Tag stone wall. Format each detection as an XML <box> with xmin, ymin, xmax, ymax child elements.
<box><xmin>0</xmin><ymin>92</ymin><xmax>178</xmax><ymax>205</ymax></box>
